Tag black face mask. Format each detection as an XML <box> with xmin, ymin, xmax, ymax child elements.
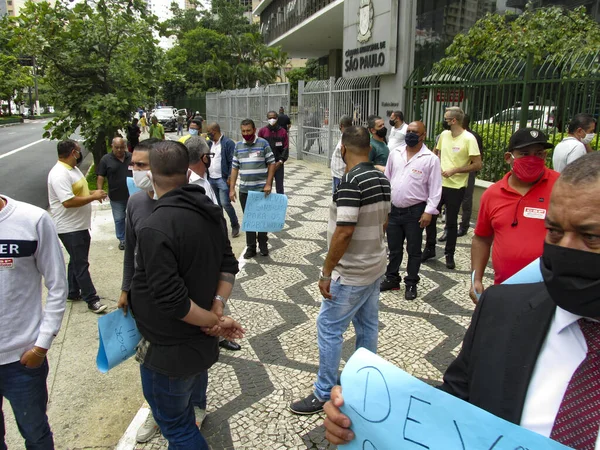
<box><xmin>341</xmin><ymin>147</ymin><xmax>346</xmax><ymax>164</ymax></box>
<box><xmin>375</xmin><ymin>127</ymin><xmax>387</xmax><ymax>138</ymax></box>
<box><xmin>202</xmin><ymin>155</ymin><xmax>211</xmax><ymax>169</ymax></box>
<box><xmin>74</xmin><ymin>151</ymin><xmax>83</xmax><ymax>165</ymax></box>
<box><xmin>389</xmin><ymin>119</ymin><xmax>396</xmax><ymax>127</ymax></box>
<box><xmin>207</xmin><ymin>132</ymin><xmax>215</xmax><ymax>141</ymax></box>
<box><xmin>541</xmin><ymin>242</ymin><xmax>600</xmax><ymax>317</ymax></box>
<box><xmin>405</xmin><ymin>132</ymin><xmax>420</xmax><ymax>148</ymax></box>
<box><xmin>442</xmin><ymin>121</ymin><xmax>451</xmax><ymax>131</ymax></box>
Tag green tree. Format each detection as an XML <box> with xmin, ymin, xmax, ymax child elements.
<box><xmin>0</xmin><ymin>17</ymin><xmax>33</xmax><ymax>115</ymax></box>
<box><xmin>13</xmin><ymin>0</ymin><xmax>164</xmax><ymax>166</ymax></box>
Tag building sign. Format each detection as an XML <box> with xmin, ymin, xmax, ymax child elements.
<box><xmin>343</xmin><ymin>0</ymin><xmax>398</xmax><ymax>78</ymax></box>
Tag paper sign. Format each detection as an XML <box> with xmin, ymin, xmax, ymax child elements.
<box><xmin>503</xmin><ymin>258</ymin><xmax>543</xmax><ymax>285</ymax></box>
<box><xmin>126</xmin><ymin>177</ymin><xmax>141</xmax><ymax>196</ymax></box>
<box><xmin>340</xmin><ymin>348</ymin><xmax>570</xmax><ymax>450</ymax></box>
<box><xmin>241</xmin><ymin>191</ymin><xmax>288</xmax><ymax>233</ymax></box>
<box><xmin>96</xmin><ymin>309</ymin><xmax>142</xmax><ymax>373</ymax></box>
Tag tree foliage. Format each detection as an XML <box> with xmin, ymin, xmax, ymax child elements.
<box><xmin>0</xmin><ymin>16</ymin><xmax>33</xmax><ymax>115</ymax></box>
<box><xmin>12</xmin><ymin>0</ymin><xmax>164</xmax><ymax>165</ymax></box>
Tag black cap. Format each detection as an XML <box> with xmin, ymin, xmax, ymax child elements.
<box><xmin>508</xmin><ymin>128</ymin><xmax>554</xmax><ymax>151</ymax></box>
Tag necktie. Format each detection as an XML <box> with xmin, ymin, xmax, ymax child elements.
<box><xmin>550</xmin><ymin>319</ymin><xmax>600</xmax><ymax>449</ymax></box>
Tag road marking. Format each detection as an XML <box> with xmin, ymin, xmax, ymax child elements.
<box><xmin>0</xmin><ymin>138</ymin><xmax>47</xmax><ymax>160</ymax></box>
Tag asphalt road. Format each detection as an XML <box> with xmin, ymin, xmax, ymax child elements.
<box><xmin>0</xmin><ymin>120</ymin><xmax>90</xmax><ymax>209</ymax></box>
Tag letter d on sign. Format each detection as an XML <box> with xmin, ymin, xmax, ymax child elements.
<box><xmin>349</xmin><ymin>366</ymin><xmax>391</xmax><ymax>423</ymax></box>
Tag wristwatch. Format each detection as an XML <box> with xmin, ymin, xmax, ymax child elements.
<box><xmin>214</xmin><ymin>295</ymin><xmax>227</xmax><ymax>306</ymax></box>
<box><xmin>319</xmin><ymin>270</ymin><xmax>332</xmax><ymax>282</ymax></box>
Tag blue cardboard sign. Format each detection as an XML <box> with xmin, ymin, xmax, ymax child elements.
<box><xmin>126</xmin><ymin>177</ymin><xmax>141</xmax><ymax>196</ymax></box>
<box><xmin>503</xmin><ymin>258</ymin><xmax>543</xmax><ymax>285</ymax></box>
<box><xmin>241</xmin><ymin>191</ymin><xmax>288</xmax><ymax>233</ymax></box>
<box><xmin>340</xmin><ymin>348</ymin><xmax>570</xmax><ymax>450</ymax></box>
<box><xmin>96</xmin><ymin>309</ymin><xmax>142</xmax><ymax>373</ymax></box>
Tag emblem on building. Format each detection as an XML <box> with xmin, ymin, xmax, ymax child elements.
<box><xmin>357</xmin><ymin>0</ymin><xmax>374</xmax><ymax>43</ymax></box>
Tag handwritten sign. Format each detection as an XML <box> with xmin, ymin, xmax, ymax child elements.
<box><xmin>340</xmin><ymin>348</ymin><xmax>570</xmax><ymax>450</ymax></box>
<box><xmin>503</xmin><ymin>258</ymin><xmax>543</xmax><ymax>285</ymax></box>
<box><xmin>96</xmin><ymin>309</ymin><xmax>142</xmax><ymax>373</ymax></box>
<box><xmin>241</xmin><ymin>191</ymin><xmax>288</xmax><ymax>233</ymax></box>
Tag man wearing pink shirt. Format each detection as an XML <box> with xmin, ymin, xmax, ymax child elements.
<box><xmin>380</xmin><ymin>121</ymin><xmax>442</xmax><ymax>299</ymax></box>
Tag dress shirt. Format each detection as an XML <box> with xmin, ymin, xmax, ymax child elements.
<box><xmin>210</xmin><ymin>136</ymin><xmax>223</xmax><ymax>179</ymax></box>
<box><xmin>384</xmin><ymin>144</ymin><xmax>442</xmax><ymax>215</ymax></box>
<box><xmin>520</xmin><ymin>306</ymin><xmax>600</xmax><ymax>448</ymax></box>
<box><xmin>388</xmin><ymin>122</ymin><xmax>408</xmax><ymax>151</ymax></box>
<box><xmin>330</xmin><ymin>138</ymin><xmax>346</xmax><ymax>179</ymax></box>
<box><xmin>189</xmin><ymin>171</ymin><xmax>218</xmax><ymax>205</ymax></box>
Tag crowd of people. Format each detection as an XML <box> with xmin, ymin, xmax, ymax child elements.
<box><xmin>1</xmin><ymin>104</ymin><xmax>599</xmax><ymax>450</ymax></box>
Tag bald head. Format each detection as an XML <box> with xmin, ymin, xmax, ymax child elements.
<box><xmin>112</xmin><ymin>137</ymin><xmax>127</xmax><ymax>158</ymax></box>
<box><xmin>207</xmin><ymin>122</ymin><xmax>221</xmax><ymax>141</ymax></box>
<box><xmin>405</xmin><ymin>121</ymin><xmax>426</xmax><ymax>150</ymax></box>
<box><xmin>407</xmin><ymin>121</ymin><xmax>425</xmax><ymax>134</ymax></box>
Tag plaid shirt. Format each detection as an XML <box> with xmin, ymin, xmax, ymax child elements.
<box><xmin>330</xmin><ymin>138</ymin><xmax>346</xmax><ymax>179</ymax></box>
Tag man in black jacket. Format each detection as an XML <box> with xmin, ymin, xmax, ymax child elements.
<box><xmin>130</xmin><ymin>140</ymin><xmax>244</xmax><ymax>449</ymax></box>
<box><xmin>321</xmin><ymin>152</ymin><xmax>600</xmax><ymax>449</ymax></box>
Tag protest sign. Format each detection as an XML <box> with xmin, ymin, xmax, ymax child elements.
<box><xmin>97</xmin><ymin>309</ymin><xmax>141</xmax><ymax>373</ymax></box>
<box><xmin>241</xmin><ymin>191</ymin><xmax>288</xmax><ymax>233</ymax></box>
<box><xmin>340</xmin><ymin>348</ymin><xmax>570</xmax><ymax>450</ymax></box>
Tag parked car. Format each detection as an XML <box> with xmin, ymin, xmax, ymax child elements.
<box><xmin>477</xmin><ymin>104</ymin><xmax>554</xmax><ymax>130</ymax></box>
<box><xmin>152</xmin><ymin>107</ymin><xmax>178</xmax><ymax>132</ymax></box>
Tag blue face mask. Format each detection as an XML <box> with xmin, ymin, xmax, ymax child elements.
<box><xmin>189</xmin><ymin>129</ymin><xmax>199</xmax><ymax>136</ymax></box>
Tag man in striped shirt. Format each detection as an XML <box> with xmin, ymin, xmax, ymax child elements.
<box><xmin>229</xmin><ymin>119</ymin><xmax>276</xmax><ymax>258</ymax></box>
<box><xmin>289</xmin><ymin>126</ymin><xmax>391</xmax><ymax>415</ymax></box>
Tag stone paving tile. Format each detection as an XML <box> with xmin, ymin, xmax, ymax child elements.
<box><xmin>137</xmin><ymin>159</ymin><xmax>479</xmax><ymax>450</ymax></box>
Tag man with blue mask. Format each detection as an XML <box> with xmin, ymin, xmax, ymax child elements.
<box><xmin>179</xmin><ymin>118</ymin><xmax>203</xmax><ymax>145</ymax></box>
<box><xmin>324</xmin><ymin>151</ymin><xmax>600</xmax><ymax>450</ymax></box>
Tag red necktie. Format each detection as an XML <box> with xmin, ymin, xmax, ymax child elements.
<box><xmin>550</xmin><ymin>319</ymin><xmax>600</xmax><ymax>449</ymax></box>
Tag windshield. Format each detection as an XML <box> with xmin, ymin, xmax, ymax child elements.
<box><xmin>154</xmin><ymin>109</ymin><xmax>173</xmax><ymax>118</ymax></box>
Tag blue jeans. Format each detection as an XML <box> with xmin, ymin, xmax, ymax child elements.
<box><xmin>314</xmin><ymin>278</ymin><xmax>380</xmax><ymax>401</ymax></box>
<box><xmin>140</xmin><ymin>365</ymin><xmax>209</xmax><ymax>450</ymax></box>
<box><xmin>58</xmin><ymin>230</ymin><xmax>99</xmax><ymax>304</ymax></box>
<box><xmin>332</xmin><ymin>177</ymin><xmax>341</xmax><ymax>193</ymax></box>
<box><xmin>110</xmin><ymin>199</ymin><xmax>127</xmax><ymax>242</ymax></box>
<box><xmin>0</xmin><ymin>360</ymin><xmax>53</xmax><ymax>450</ymax></box>
<box><xmin>209</xmin><ymin>177</ymin><xmax>239</xmax><ymax>228</ymax></box>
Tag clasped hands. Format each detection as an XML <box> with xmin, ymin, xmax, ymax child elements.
<box><xmin>201</xmin><ymin>301</ymin><xmax>245</xmax><ymax>340</ymax></box>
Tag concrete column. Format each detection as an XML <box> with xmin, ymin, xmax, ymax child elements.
<box><xmin>328</xmin><ymin>49</ymin><xmax>343</xmax><ymax>79</ymax></box>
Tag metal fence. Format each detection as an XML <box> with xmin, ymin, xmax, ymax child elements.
<box><xmin>205</xmin><ymin>83</ymin><xmax>291</xmax><ymax>141</ymax></box>
<box><xmin>405</xmin><ymin>50</ymin><xmax>600</xmax><ymax>182</ymax></box>
<box><xmin>297</xmin><ymin>76</ymin><xmax>380</xmax><ymax>163</ymax></box>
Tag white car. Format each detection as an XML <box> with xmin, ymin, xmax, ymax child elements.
<box><xmin>477</xmin><ymin>105</ymin><xmax>554</xmax><ymax>130</ymax></box>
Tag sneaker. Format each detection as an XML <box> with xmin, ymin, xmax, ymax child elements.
<box><xmin>243</xmin><ymin>248</ymin><xmax>256</xmax><ymax>259</ymax></box>
<box><xmin>445</xmin><ymin>254</ymin><xmax>456</xmax><ymax>270</ymax></box>
<box><xmin>421</xmin><ymin>247</ymin><xmax>436</xmax><ymax>262</ymax></box>
<box><xmin>289</xmin><ymin>393</ymin><xmax>325</xmax><ymax>415</ymax></box>
<box><xmin>194</xmin><ymin>407</ymin><xmax>207</xmax><ymax>428</ymax></box>
<box><xmin>88</xmin><ymin>300</ymin><xmax>107</xmax><ymax>314</ymax></box>
<box><xmin>118</xmin><ymin>241</ymin><xmax>125</xmax><ymax>250</ymax></box>
<box><xmin>380</xmin><ymin>278</ymin><xmax>400</xmax><ymax>291</ymax></box>
<box><xmin>136</xmin><ymin>412</ymin><xmax>159</xmax><ymax>443</ymax></box>
<box><xmin>438</xmin><ymin>230</ymin><xmax>448</xmax><ymax>242</ymax></box>
<box><xmin>231</xmin><ymin>225</ymin><xmax>240</xmax><ymax>238</ymax></box>
<box><xmin>405</xmin><ymin>285</ymin><xmax>418</xmax><ymax>300</ymax></box>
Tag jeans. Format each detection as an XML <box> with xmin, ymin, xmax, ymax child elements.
<box><xmin>177</xmin><ymin>124</ymin><xmax>183</xmax><ymax>135</ymax></box>
<box><xmin>140</xmin><ymin>365</ymin><xmax>209</xmax><ymax>450</ymax></box>
<box><xmin>425</xmin><ymin>187</ymin><xmax>466</xmax><ymax>256</ymax></box>
<box><xmin>385</xmin><ymin>202</ymin><xmax>426</xmax><ymax>286</ymax></box>
<box><xmin>314</xmin><ymin>278</ymin><xmax>380</xmax><ymax>401</ymax></box>
<box><xmin>58</xmin><ymin>230</ymin><xmax>99</xmax><ymax>304</ymax></box>
<box><xmin>209</xmin><ymin>177</ymin><xmax>239</xmax><ymax>228</ymax></box>
<box><xmin>110</xmin><ymin>199</ymin><xmax>127</xmax><ymax>242</ymax></box>
<box><xmin>239</xmin><ymin>192</ymin><xmax>268</xmax><ymax>251</ymax></box>
<box><xmin>332</xmin><ymin>177</ymin><xmax>341</xmax><ymax>193</ymax></box>
<box><xmin>0</xmin><ymin>360</ymin><xmax>53</xmax><ymax>450</ymax></box>
<box><xmin>274</xmin><ymin>163</ymin><xmax>284</xmax><ymax>194</ymax></box>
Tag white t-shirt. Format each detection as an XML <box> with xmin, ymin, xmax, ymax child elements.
<box><xmin>190</xmin><ymin>171</ymin><xmax>218</xmax><ymax>205</ymax></box>
<box><xmin>210</xmin><ymin>137</ymin><xmax>223</xmax><ymax>179</ymax></box>
<box><xmin>552</xmin><ymin>137</ymin><xmax>586</xmax><ymax>173</ymax></box>
<box><xmin>388</xmin><ymin>122</ymin><xmax>409</xmax><ymax>152</ymax></box>
<box><xmin>47</xmin><ymin>161</ymin><xmax>92</xmax><ymax>234</ymax></box>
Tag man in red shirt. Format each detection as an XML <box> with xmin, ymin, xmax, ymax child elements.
<box><xmin>470</xmin><ymin>128</ymin><xmax>559</xmax><ymax>302</ymax></box>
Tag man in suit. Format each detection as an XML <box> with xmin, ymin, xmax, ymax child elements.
<box><xmin>322</xmin><ymin>151</ymin><xmax>600</xmax><ymax>450</ymax></box>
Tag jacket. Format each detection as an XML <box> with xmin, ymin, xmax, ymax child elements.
<box><xmin>130</xmin><ymin>184</ymin><xmax>239</xmax><ymax>377</ymax></box>
<box><xmin>208</xmin><ymin>135</ymin><xmax>236</xmax><ymax>179</ymax></box>
<box><xmin>258</xmin><ymin>125</ymin><xmax>289</xmax><ymax>162</ymax></box>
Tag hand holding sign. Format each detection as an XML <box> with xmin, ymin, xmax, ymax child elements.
<box><xmin>241</xmin><ymin>191</ymin><xmax>288</xmax><ymax>233</ymax></box>
<box><xmin>96</xmin><ymin>309</ymin><xmax>142</xmax><ymax>373</ymax></box>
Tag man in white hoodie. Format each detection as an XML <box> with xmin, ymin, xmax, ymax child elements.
<box><xmin>0</xmin><ymin>194</ymin><xmax>67</xmax><ymax>449</ymax></box>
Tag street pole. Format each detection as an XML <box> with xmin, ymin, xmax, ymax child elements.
<box><xmin>33</xmin><ymin>56</ymin><xmax>39</xmax><ymax>116</ymax></box>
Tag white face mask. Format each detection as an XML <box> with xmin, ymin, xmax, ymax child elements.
<box><xmin>133</xmin><ymin>170</ymin><xmax>153</xmax><ymax>192</ymax></box>
<box><xmin>268</xmin><ymin>118</ymin><xmax>277</xmax><ymax>126</ymax></box>
<box><xmin>582</xmin><ymin>133</ymin><xmax>596</xmax><ymax>145</ymax></box>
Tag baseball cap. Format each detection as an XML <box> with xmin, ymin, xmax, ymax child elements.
<box><xmin>508</xmin><ymin>128</ymin><xmax>554</xmax><ymax>151</ymax></box>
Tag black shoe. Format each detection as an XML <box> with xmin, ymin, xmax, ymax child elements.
<box><xmin>259</xmin><ymin>247</ymin><xmax>269</xmax><ymax>256</ymax></box>
<box><xmin>88</xmin><ymin>300</ymin><xmax>108</xmax><ymax>314</ymax></box>
<box><xmin>438</xmin><ymin>230</ymin><xmax>447</xmax><ymax>242</ymax></box>
<box><xmin>219</xmin><ymin>339</ymin><xmax>241</xmax><ymax>351</ymax></box>
<box><xmin>243</xmin><ymin>248</ymin><xmax>257</xmax><ymax>259</ymax></box>
<box><xmin>405</xmin><ymin>285</ymin><xmax>417</xmax><ymax>300</ymax></box>
<box><xmin>445</xmin><ymin>254</ymin><xmax>456</xmax><ymax>270</ymax></box>
<box><xmin>421</xmin><ymin>247</ymin><xmax>436</xmax><ymax>262</ymax></box>
<box><xmin>118</xmin><ymin>240</ymin><xmax>125</xmax><ymax>250</ymax></box>
<box><xmin>289</xmin><ymin>393</ymin><xmax>325</xmax><ymax>415</ymax></box>
<box><xmin>380</xmin><ymin>278</ymin><xmax>400</xmax><ymax>292</ymax></box>
<box><xmin>231</xmin><ymin>225</ymin><xmax>240</xmax><ymax>238</ymax></box>
<box><xmin>457</xmin><ymin>227</ymin><xmax>469</xmax><ymax>237</ymax></box>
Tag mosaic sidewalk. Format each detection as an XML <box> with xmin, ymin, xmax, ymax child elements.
<box><xmin>138</xmin><ymin>159</ymin><xmax>493</xmax><ymax>450</ymax></box>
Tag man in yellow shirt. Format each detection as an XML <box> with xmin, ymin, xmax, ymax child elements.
<box><xmin>178</xmin><ymin>118</ymin><xmax>204</xmax><ymax>145</ymax></box>
<box><xmin>148</xmin><ymin>116</ymin><xmax>165</xmax><ymax>140</ymax></box>
<box><xmin>422</xmin><ymin>107</ymin><xmax>482</xmax><ymax>269</ymax></box>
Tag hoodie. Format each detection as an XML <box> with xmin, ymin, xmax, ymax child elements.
<box><xmin>130</xmin><ymin>184</ymin><xmax>239</xmax><ymax>377</ymax></box>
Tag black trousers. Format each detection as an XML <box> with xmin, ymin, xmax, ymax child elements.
<box><xmin>239</xmin><ymin>192</ymin><xmax>268</xmax><ymax>251</ymax></box>
<box><xmin>58</xmin><ymin>229</ymin><xmax>99</xmax><ymax>304</ymax></box>
<box><xmin>274</xmin><ymin>163</ymin><xmax>284</xmax><ymax>194</ymax></box>
<box><xmin>444</xmin><ymin>171</ymin><xmax>477</xmax><ymax>231</ymax></box>
<box><xmin>385</xmin><ymin>202</ymin><xmax>426</xmax><ymax>286</ymax></box>
<box><xmin>425</xmin><ymin>186</ymin><xmax>466</xmax><ymax>256</ymax></box>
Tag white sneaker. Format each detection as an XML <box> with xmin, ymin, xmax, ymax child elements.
<box><xmin>136</xmin><ymin>412</ymin><xmax>159</xmax><ymax>443</ymax></box>
<box><xmin>194</xmin><ymin>407</ymin><xmax>207</xmax><ymax>428</ymax></box>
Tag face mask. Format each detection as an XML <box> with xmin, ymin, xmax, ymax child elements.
<box><xmin>202</xmin><ymin>155</ymin><xmax>211</xmax><ymax>169</ymax></box>
<box><xmin>341</xmin><ymin>146</ymin><xmax>346</xmax><ymax>164</ymax></box>
<box><xmin>243</xmin><ymin>133</ymin><xmax>255</xmax><ymax>142</ymax></box>
<box><xmin>405</xmin><ymin>132</ymin><xmax>420</xmax><ymax>147</ymax></box>
<box><xmin>189</xmin><ymin>129</ymin><xmax>199</xmax><ymax>136</ymax></box>
<box><xmin>541</xmin><ymin>242</ymin><xmax>600</xmax><ymax>317</ymax></box>
<box><xmin>511</xmin><ymin>154</ymin><xmax>545</xmax><ymax>183</ymax></box>
<box><xmin>133</xmin><ymin>169</ymin><xmax>153</xmax><ymax>191</ymax></box>
<box><xmin>268</xmin><ymin>118</ymin><xmax>277</xmax><ymax>126</ymax></box>
<box><xmin>442</xmin><ymin>121</ymin><xmax>451</xmax><ymax>131</ymax></box>
<box><xmin>582</xmin><ymin>133</ymin><xmax>596</xmax><ymax>145</ymax></box>
<box><xmin>389</xmin><ymin>119</ymin><xmax>396</xmax><ymax>127</ymax></box>
<box><xmin>375</xmin><ymin>127</ymin><xmax>387</xmax><ymax>138</ymax></box>
<box><xmin>73</xmin><ymin>151</ymin><xmax>83</xmax><ymax>165</ymax></box>
<box><xmin>207</xmin><ymin>133</ymin><xmax>215</xmax><ymax>141</ymax></box>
